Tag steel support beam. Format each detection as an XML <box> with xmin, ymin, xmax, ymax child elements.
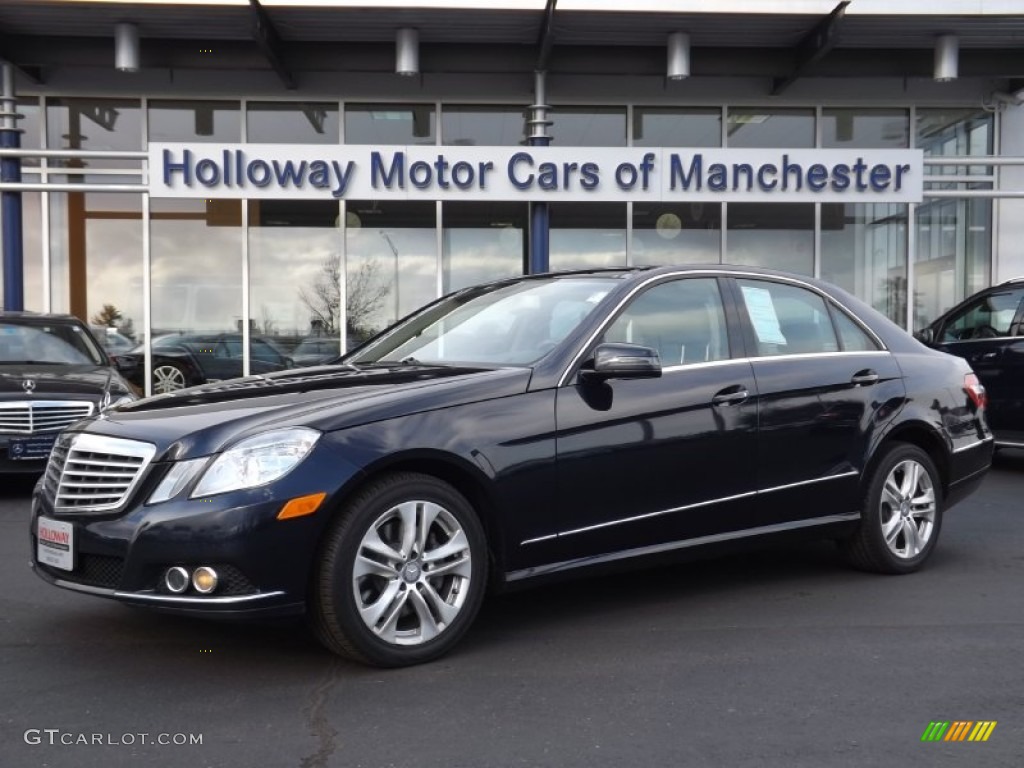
<box><xmin>248</xmin><ymin>0</ymin><xmax>296</xmax><ymax>89</ymax></box>
<box><xmin>772</xmin><ymin>1</ymin><xmax>850</xmax><ymax>95</ymax></box>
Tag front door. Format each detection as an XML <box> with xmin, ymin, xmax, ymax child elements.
<box><xmin>554</xmin><ymin>276</ymin><xmax>759</xmax><ymax>560</ymax></box>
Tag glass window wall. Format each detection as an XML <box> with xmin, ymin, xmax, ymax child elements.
<box><xmin>149</xmin><ymin>100</ymin><xmax>241</xmax><ymax>143</ymax></box>
<box><xmin>345</xmin><ymin>201</ymin><xmax>437</xmax><ymax>345</ymax></box>
<box><xmin>248</xmin><ymin>102</ymin><xmax>339</xmax><ymax>144</ymax></box>
<box><xmin>822</xmin><ymin>108</ymin><xmax>909</xmax><ymax>148</ymax></box>
<box><xmin>441</xmin><ymin>105</ymin><xmax>525</xmax><ymax>146</ymax></box>
<box><xmin>726</xmin><ymin>203</ymin><xmax>814</xmax><ymax>275</ymax></box>
<box><xmin>549</xmin><ymin>203</ymin><xmax>626</xmax><ymax>270</ymax></box>
<box><xmin>633</xmin><ymin>108</ymin><xmax>721</xmax><ymax>148</ymax></box>
<box><xmin>442</xmin><ymin>202</ymin><xmax>526</xmax><ymax>293</ymax></box>
<box><xmin>726</xmin><ymin>108</ymin><xmax>814</xmax><ymax>148</ymax></box>
<box><xmin>632</xmin><ymin>203</ymin><xmax>721</xmax><ymax>265</ymax></box>
<box><xmin>345</xmin><ymin>104</ymin><xmax>435</xmax><ymax>145</ymax></box>
<box><xmin>550</xmin><ymin>107</ymin><xmax>626</xmax><ymax>146</ymax></box>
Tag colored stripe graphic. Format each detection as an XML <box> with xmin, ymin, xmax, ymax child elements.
<box><xmin>921</xmin><ymin>721</ymin><xmax>996</xmax><ymax>742</ymax></box>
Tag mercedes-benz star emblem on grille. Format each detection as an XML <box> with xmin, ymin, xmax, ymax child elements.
<box><xmin>22</xmin><ymin>379</ymin><xmax>37</xmax><ymax>393</ymax></box>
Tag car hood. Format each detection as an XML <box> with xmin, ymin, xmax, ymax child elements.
<box><xmin>75</xmin><ymin>363</ymin><xmax>533</xmax><ymax>460</ymax></box>
<box><xmin>0</xmin><ymin>365</ymin><xmax>130</xmax><ymax>398</ymax></box>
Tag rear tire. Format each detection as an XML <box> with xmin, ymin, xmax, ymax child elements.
<box><xmin>310</xmin><ymin>472</ymin><xmax>487</xmax><ymax>667</ymax></box>
<box><xmin>840</xmin><ymin>442</ymin><xmax>943</xmax><ymax>574</ymax></box>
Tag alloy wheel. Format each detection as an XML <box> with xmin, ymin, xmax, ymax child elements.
<box><xmin>152</xmin><ymin>365</ymin><xmax>187</xmax><ymax>393</ymax></box>
<box><xmin>352</xmin><ymin>500</ymin><xmax>473</xmax><ymax>646</ymax></box>
<box><xmin>879</xmin><ymin>459</ymin><xmax>936</xmax><ymax>559</ymax></box>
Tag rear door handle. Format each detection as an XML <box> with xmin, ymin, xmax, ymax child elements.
<box><xmin>851</xmin><ymin>369</ymin><xmax>879</xmax><ymax>386</ymax></box>
<box><xmin>712</xmin><ymin>385</ymin><xmax>749</xmax><ymax>406</ymax></box>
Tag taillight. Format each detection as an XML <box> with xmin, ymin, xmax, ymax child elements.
<box><xmin>965</xmin><ymin>373</ymin><xmax>987</xmax><ymax>410</ymax></box>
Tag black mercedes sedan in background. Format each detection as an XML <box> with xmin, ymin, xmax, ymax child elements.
<box><xmin>31</xmin><ymin>266</ymin><xmax>992</xmax><ymax>667</ymax></box>
<box><xmin>1</xmin><ymin>312</ymin><xmax>136</xmax><ymax>474</ymax></box>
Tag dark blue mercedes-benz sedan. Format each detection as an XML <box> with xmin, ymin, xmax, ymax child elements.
<box><xmin>31</xmin><ymin>265</ymin><xmax>992</xmax><ymax>667</ymax></box>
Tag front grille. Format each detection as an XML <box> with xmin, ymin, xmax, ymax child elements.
<box><xmin>43</xmin><ymin>433</ymin><xmax>156</xmax><ymax>512</ymax></box>
<box><xmin>0</xmin><ymin>400</ymin><xmax>93</xmax><ymax>435</ymax></box>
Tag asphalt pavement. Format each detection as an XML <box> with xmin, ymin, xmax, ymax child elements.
<box><xmin>1</xmin><ymin>455</ymin><xmax>1022</xmax><ymax>768</ymax></box>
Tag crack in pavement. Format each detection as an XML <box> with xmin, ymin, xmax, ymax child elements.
<box><xmin>299</xmin><ymin>657</ymin><xmax>343</xmax><ymax>768</ymax></box>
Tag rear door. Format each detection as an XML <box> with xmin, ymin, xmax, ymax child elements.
<box><xmin>729</xmin><ymin>277</ymin><xmax>904</xmax><ymax>523</ymax></box>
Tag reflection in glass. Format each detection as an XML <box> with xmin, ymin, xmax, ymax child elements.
<box><xmin>47</xmin><ymin>98</ymin><xmax>142</xmax><ymax>169</ymax></box>
<box><xmin>550</xmin><ymin>107</ymin><xmax>626</xmax><ymax>146</ymax></box>
<box><xmin>441</xmin><ymin>105</ymin><xmax>525</xmax><ymax>146</ymax></box>
<box><xmin>633</xmin><ymin>108</ymin><xmax>721</xmax><ymax>147</ymax></box>
<box><xmin>726</xmin><ymin>203</ymin><xmax>813</xmax><ymax>275</ymax></box>
<box><xmin>442</xmin><ymin>202</ymin><xmax>526</xmax><ymax>293</ymax></box>
<box><xmin>48</xmin><ymin>193</ymin><xmax>143</xmax><ymax>335</ymax></box>
<box><xmin>633</xmin><ymin>203</ymin><xmax>721</xmax><ymax>265</ymax></box>
<box><xmin>248</xmin><ymin>102</ymin><xmax>339</xmax><ymax>144</ymax></box>
<box><xmin>549</xmin><ymin>203</ymin><xmax>626</xmax><ymax>270</ymax></box>
<box><xmin>726</xmin><ymin>108</ymin><xmax>814</xmax><ymax>148</ymax></box>
<box><xmin>248</xmin><ymin>200</ymin><xmax>341</xmax><ymax>364</ymax></box>
<box><xmin>345</xmin><ymin>105</ymin><xmax>435</xmax><ymax>145</ymax></box>
<box><xmin>913</xmin><ymin>196</ymin><xmax>990</xmax><ymax>329</ymax></box>
<box><xmin>346</xmin><ymin>201</ymin><xmax>437</xmax><ymax>344</ymax></box>
<box><xmin>148</xmin><ymin>100</ymin><xmax>241</xmax><ymax>143</ymax></box>
<box><xmin>821</xmin><ymin>203</ymin><xmax>907</xmax><ymax>326</ymax></box>
<box><xmin>822</xmin><ymin>109</ymin><xmax>908</xmax><ymax>148</ymax></box>
<box><xmin>916</xmin><ymin>108</ymin><xmax>993</xmax><ymax>176</ymax></box>
<box><xmin>151</xmin><ymin>199</ymin><xmax>242</xmax><ymax>337</ymax></box>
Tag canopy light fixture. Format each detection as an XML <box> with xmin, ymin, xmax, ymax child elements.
<box><xmin>934</xmin><ymin>34</ymin><xmax>958</xmax><ymax>82</ymax></box>
<box><xmin>396</xmin><ymin>28</ymin><xmax>419</xmax><ymax>77</ymax></box>
<box><xmin>114</xmin><ymin>22</ymin><xmax>140</xmax><ymax>72</ymax></box>
<box><xmin>667</xmin><ymin>32</ymin><xmax>690</xmax><ymax>81</ymax></box>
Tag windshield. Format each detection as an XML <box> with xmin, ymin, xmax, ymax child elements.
<box><xmin>349</xmin><ymin>277</ymin><xmax>615</xmax><ymax>366</ymax></box>
<box><xmin>0</xmin><ymin>322</ymin><xmax>106</xmax><ymax>365</ymax></box>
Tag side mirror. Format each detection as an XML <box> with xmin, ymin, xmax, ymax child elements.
<box><xmin>915</xmin><ymin>327</ymin><xmax>935</xmax><ymax>345</ymax></box>
<box><xmin>580</xmin><ymin>342</ymin><xmax>662</xmax><ymax>382</ymax></box>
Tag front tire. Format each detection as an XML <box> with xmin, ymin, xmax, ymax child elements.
<box><xmin>841</xmin><ymin>442</ymin><xmax>943</xmax><ymax>574</ymax></box>
<box><xmin>311</xmin><ymin>472</ymin><xmax>487</xmax><ymax>667</ymax></box>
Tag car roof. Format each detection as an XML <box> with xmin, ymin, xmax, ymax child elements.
<box><xmin>0</xmin><ymin>311</ymin><xmax>86</xmax><ymax>325</ymax></box>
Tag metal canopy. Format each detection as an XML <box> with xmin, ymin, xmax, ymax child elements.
<box><xmin>0</xmin><ymin>1</ymin><xmax>1022</xmax><ymax>81</ymax></box>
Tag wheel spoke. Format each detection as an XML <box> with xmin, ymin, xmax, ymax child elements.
<box><xmin>425</xmin><ymin>554</ymin><xmax>472</xmax><ymax>580</ymax></box>
<box><xmin>882</xmin><ymin>485</ymin><xmax>902</xmax><ymax>509</ymax></box>
<box><xmin>353</xmin><ymin>554</ymin><xmax>398</xmax><ymax>580</ymax></box>
<box><xmin>900</xmin><ymin>462</ymin><xmax>920</xmax><ymax>498</ymax></box>
<box><xmin>359</xmin><ymin>527</ymin><xmax>402</xmax><ymax>565</ymax></box>
<box><xmin>396</xmin><ymin>502</ymin><xmax>418</xmax><ymax>558</ymax></box>
<box><xmin>417</xmin><ymin>579</ymin><xmax>460</xmax><ymax>626</ymax></box>
<box><xmin>902</xmin><ymin>519</ymin><xmax>921</xmax><ymax>556</ymax></box>
<box><xmin>406</xmin><ymin>587</ymin><xmax>441</xmax><ymax>642</ymax></box>
<box><xmin>359</xmin><ymin>578</ymin><xmax>404</xmax><ymax>630</ymax></box>
<box><xmin>882</xmin><ymin>514</ymin><xmax>903</xmax><ymax>546</ymax></box>
<box><xmin>416</xmin><ymin>502</ymin><xmax>443</xmax><ymax>556</ymax></box>
<box><xmin>422</xmin><ymin>529</ymin><xmax>469</xmax><ymax>565</ymax></box>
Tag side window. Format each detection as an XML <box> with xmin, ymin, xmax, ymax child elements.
<box><xmin>737</xmin><ymin>279</ymin><xmax>839</xmax><ymax>356</ymax></box>
<box><xmin>829</xmin><ymin>305</ymin><xmax>881</xmax><ymax>352</ymax></box>
<box><xmin>250</xmin><ymin>340</ymin><xmax>280</xmax><ymax>363</ymax></box>
<box><xmin>940</xmin><ymin>290</ymin><xmax>1024</xmax><ymax>342</ymax></box>
<box><xmin>604</xmin><ymin>278</ymin><xmax>730</xmax><ymax>365</ymax></box>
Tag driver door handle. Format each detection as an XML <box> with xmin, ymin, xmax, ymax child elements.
<box><xmin>851</xmin><ymin>369</ymin><xmax>879</xmax><ymax>386</ymax></box>
<box><xmin>712</xmin><ymin>385</ymin><xmax>749</xmax><ymax>406</ymax></box>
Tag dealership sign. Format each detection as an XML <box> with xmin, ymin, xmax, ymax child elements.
<box><xmin>148</xmin><ymin>143</ymin><xmax>923</xmax><ymax>203</ymax></box>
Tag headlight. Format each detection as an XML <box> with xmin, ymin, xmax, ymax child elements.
<box><xmin>190</xmin><ymin>427</ymin><xmax>321</xmax><ymax>498</ymax></box>
<box><xmin>147</xmin><ymin>457</ymin><xmax>208</xmax><ymax>504</ymax></box>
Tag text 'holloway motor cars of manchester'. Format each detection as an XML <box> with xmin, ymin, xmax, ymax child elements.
<box><xmin>31</xmin><ymin>266</ymin><xmax>992</xmax><ymax>667</ymax></box>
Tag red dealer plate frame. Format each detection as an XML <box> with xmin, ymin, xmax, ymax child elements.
<box><xmin>37</xmin><ymin>516</ymin><xmax>75</xmax><ymax>571</ymax></box>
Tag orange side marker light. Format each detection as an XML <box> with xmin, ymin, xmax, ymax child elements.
<box><xmin>277</xmin><ymin>492</ymin><xmax>327</xmax><ymax>520</ymax></box>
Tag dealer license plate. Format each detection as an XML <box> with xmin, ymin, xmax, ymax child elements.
<box><xmin>8</xmin><ymin>434</ymin><xmax>58</xmax><ymax>460</ymax></box>
<box><xmin>37</xmin><ymin>517</ymin><xmax>74</xmax><ymax>571</ymax></box>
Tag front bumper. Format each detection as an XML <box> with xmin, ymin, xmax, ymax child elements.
<box><xmin>30</xmin><ymin>445</ymin><xmax>363</xmax><ymax>618</ymax></box>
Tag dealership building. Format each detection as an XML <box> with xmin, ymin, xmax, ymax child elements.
<box><xmin>1</xmin><ymin>0</ymin><xmax>1023</xmax><ymax>393</ymax></box>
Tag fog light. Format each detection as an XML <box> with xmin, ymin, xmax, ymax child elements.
<box><xmin>192</xmin><ymin>566</ymin><xmax>218</xmax><ymax>594</ymax></box>
<box><xmin>164</xmin><ymin>566</ymin><xmax>190</xmax><ymax>594</ymax></box>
